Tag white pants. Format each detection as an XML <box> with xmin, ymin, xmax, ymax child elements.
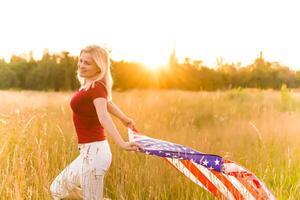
<box><xmin>50</xmin><ymin>140</ymin><xmax>112</xmax><ymax>200</ymax></box>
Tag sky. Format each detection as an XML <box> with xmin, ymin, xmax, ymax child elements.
<box><xmin>0</xmin><ymin>0</ymin><xmax>299</xmax><ymax>70</ymax></box>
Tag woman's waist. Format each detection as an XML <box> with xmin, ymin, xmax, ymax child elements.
<box><xmin>78</xmin><ymin>139</ymin><xmax>110</xmax><ymax>152</ymax></box>
<box><xmin>74</xmin><ymin>127</ymin><xmax>104</xmax><ymax>133</ymax></box>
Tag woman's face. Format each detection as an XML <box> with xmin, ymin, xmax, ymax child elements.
<box><xmin>78</xmin><ymin>52</ymin><xmax>100</xmax><ymax>79</ymax></box>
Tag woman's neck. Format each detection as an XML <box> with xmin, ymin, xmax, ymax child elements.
<box><xmin>85</xmin><ymin>74</ymin><xmax>101</xmax><ymax>84</ymax></box>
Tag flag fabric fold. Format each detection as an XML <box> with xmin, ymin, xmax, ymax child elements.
<box><xmin>128</xmin><ymin>128</ymin><xmax>276</xmax><ymax>200</ymax></box>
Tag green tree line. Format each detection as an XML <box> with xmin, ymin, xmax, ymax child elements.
<box><xmin>1</xmin><ymin>49</ymin><xmax>300</xmax><ymax>91</ymax></box>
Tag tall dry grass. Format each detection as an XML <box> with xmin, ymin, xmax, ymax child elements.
<box><xmin>0</xmin><ymin>88</ymin><xmax>299</xmax><ymax>199</ymax></box>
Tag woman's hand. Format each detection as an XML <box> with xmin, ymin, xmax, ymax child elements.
<box><xmin>121</xmin><ymin>117</ymin><xmax>136</xmax><ymax>129</ymax></box>
<box><xmin>121</xmin><ymin>141</ymin><xmax>142</xmax><ymax>151</ymax></box>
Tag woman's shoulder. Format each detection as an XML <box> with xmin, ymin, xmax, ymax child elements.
<box><xmin>88</xmin><ymin>80</ymin><xmax>108</xmax><ymax>99</ymax></box>
<box><xmin>93</xmin><ymin>80</ymin><xmax>107</xmax><ymax>92</ymax></box>
<box><xmin>94</xmin><ymin>80</ymin><xmax>106</xmax><ymax>87</ymax></box>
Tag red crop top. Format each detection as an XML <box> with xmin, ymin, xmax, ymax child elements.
<box><xmin>70</xmin><ymin>81</ymin><xmax>108</xmax><ymax>144</ymax></box>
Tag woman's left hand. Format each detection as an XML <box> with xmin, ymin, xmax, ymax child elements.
<box><xmin>121</xmin><ymin>141</ymin><xmax>143</xmax><ymax>151</ymax></box>
<box><xmin>121</xmin><ymin>117</ymin><xmax>136</xmax><ymax>129</ymax></box>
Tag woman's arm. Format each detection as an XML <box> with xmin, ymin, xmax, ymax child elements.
<box><xmin>107</xmin><ymin>101</ymin><xmax>127</xmax><ymax>121</ymax></box>
<box><xmin>93</xmin><ymin>98</ymin><xmax>140</xmax><ymax>151</ymax></box>
<box><xmin>107</xmin><ymin>101</ymin><xmax>136</xmax><ymax>128</ymax></box>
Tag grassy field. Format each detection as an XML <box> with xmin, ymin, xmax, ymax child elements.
<box><xmin>0</xmin><ymin>88</ymin><xmax>299</xmax><ymax>199</ymax></box>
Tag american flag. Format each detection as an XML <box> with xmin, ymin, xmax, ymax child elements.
<box><xmin>128</xmin><ymin>128</ymin><xmax>276</xmax><ymax>200</ymax></box>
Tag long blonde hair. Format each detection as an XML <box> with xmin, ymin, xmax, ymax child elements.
<box><xmin>77</xmin><ymin>45</ymin><xmax>113</xmax><ymax>102</ymax></box>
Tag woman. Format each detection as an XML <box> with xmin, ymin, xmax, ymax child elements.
<box><xmin>50</xmin><ymin>45</ymin><xmax>141</xmax><ymax>200</ymax></box>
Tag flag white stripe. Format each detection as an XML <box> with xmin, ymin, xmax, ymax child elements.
<box><xmin>166</xmin><ymin>158</ymin><xmax>210</xmax><ymax>193</ymax></box>
<box><xmin>223</xmin><ymin>162</ymin><xmax>247</xmax><ymax>173</ymax></box>
<box><xmin>256</xmin><ymin>179</ymin><xmax>276</xmax><ymax>200</ymax></box>
<box><xmin>193</xmin><ymin>162</ymin><xmax>236</xmax><ymax>200</ymax></box>
<box><xmin>224</xmin><ymin>174</ymin><xmax>256</xmax><ymax>200</ymax></box>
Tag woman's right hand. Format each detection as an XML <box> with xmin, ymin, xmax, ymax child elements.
<box><xmin>121</xmin><ymin>141</ymin><xmax>142</xmax><ymax>151</ymax></box>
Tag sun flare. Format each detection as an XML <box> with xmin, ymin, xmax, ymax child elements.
<box><xmin>132</xmin><ymin>53</ymin><xmax>169</xmax><ymax>70</ymax></box>
<box><xmin>144</xmin><ymin>64</ymin><xmax>163</xmax><ymax>70</ymax></box>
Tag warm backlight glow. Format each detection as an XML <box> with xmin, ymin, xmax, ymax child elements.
<box><xmin>0</xmin><ymin>0</ymin><xmax>299</xmax><ymax>69</ymax></box>
<box><xmin>144</xmin><ymin>64</ymin><xmax>164</xmax><ymax>71</ymax></box>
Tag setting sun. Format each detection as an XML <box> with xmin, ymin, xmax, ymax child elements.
<box><xmin>143</xmin><ymin>64</ymin><xmax>163</xmax><ymax>70</ymax></box>
<box><xmin>137</xmin><ymin>54</ymin><xmax>169</xmax><ymax>70</ymax></box>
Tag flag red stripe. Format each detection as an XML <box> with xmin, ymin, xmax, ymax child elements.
<box><xmin>234</xmin><ymin>175</ymin><xmax>268</xmax><ymax>199</ymax></box>
<box><xmin>210</xmin><ymin>170</ymin><xmax>245</xmax><ymax>200</ymax></box>
<box><xmin>179</xmin><ymin>160</ymin><xmax>228</xmax><ymax>199</ymax></box>
<box><xmin>224</xmin><ymin>159</ymin><xmax>270</xmax><ymax>198</ymax></box>
<box><xmin>250</xmin><ymin>178</ymin><xmax>270</xmax><ymax>199</ymax></box>
<box><xmin>164</xmin><ymin>158</ymin><xmax>210</xmax><ymax>192</ymax></box>
<box><xmin>164</xmin><ymin>158</ymin><xmax>184</xmax><ymax>174</ymax></box>
<box><xmin>224</xmin><ymin>160</ymin><xmax>234</xmax><ymax>164</ymax></box>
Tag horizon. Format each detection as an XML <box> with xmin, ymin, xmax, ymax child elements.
<box><xmin>0</xmin><ymin>48</ymin><xmax>295</xmax><ymax>71</ymax></box>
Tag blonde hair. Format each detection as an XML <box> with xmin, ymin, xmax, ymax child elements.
<box><xmin>77</xmin><ymin>45</ymin><xmax>113</xmax><ymax>102</ymax></box>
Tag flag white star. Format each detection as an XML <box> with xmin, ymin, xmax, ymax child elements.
<box><xmin>214</xmin><ymin>159</ymin><xmax>220</xmax><ymax>166</ymax></box>
<box><xmin>203</xmin><ymin>159</ymin><xmax>209</xmax><ymax>166</ymax></box>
